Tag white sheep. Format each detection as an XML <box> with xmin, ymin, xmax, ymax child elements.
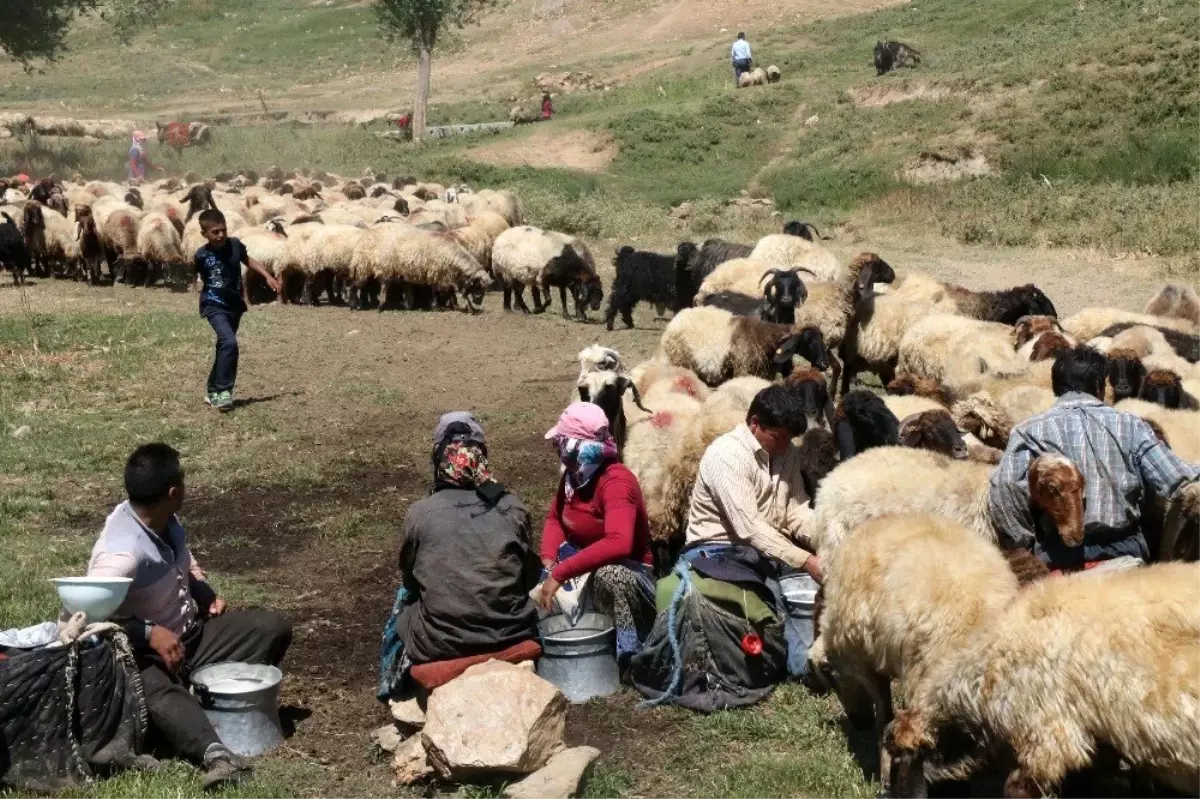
<box><xmin>659</xmin><ymin>306</ymin><xmax>831</xmax><ymax>386</ymax></box>
<box><xmin>765</xmin><ymin>65</ymin><xmax>781</xmax><ymax>83</ymax></box>
<box><xmin>349</xmin><ymin>227</ymin><xmax>489</xmax><ymax>312</ymax></box>
<box><xmin>806</xmin><ymin>445</ymin><xmax>996</xmax><ymax>556</ymax></box>
<box><xmin>813</xmin><ymin>512</ymin><xmax>1019</xmax><ymax>789</ymax></box>
<box><xmin>895</xmin><ymin>313</ymin><xmax>1023</xmax><ymax>393</ymax></box>
<box><xmin>135</xmin><ymin>211</ymin><xmax>186</xmax><ymax>285</ymax></box>
<box><xmin>1062</xmin><ymin>306</ymin><xmax>1197</xmax><ymax>341</ymax></box>
<box><xmin>492</xmin><ymin>225</ymin><xmax>601</xmax><ymax>319</ymax></box>
<box><xmin>1114</xmin><ymin>398</ymin><xmax>1200</xmax><ymax>462</ymax></box>
<box><xmin>889</xmin><ymin>561</ymin><xmax>1200</xmax><ymax>797</ymax></box>
<box><xmin>749</xmin><ymin>235</ymin><xmax>842</xmax><ymax>282</ymax></box>
<box><xmin>738</xmin><ymin>67</ymin><xmax>767</xmax><ymax>87</ymax></box>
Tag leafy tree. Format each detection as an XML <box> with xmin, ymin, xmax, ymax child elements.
<box><xmin>374</xmin><ymin>0</ymin><xmax>491</xmax><ymax>140</ymax></box>
<box><xmin>1</xmin><ymin>0</ymin><xmax>171</xmax><ymax>69</ymax></box>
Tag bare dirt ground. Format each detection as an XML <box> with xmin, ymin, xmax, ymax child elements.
<box><xmin>0</xmin><ymin>229</ymin><xmax>1175</xmax><ymax>795</ymax></box>
<box><xmin>467</xmin><ymin>127</ymin><xmax>617</xmax><ymax>172</ymax></box>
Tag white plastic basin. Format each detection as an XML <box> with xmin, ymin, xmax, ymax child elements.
<box><xmin>50</xmin><ymin>577</ymin><xmax>132</xmax><ymax>622</ymax></box>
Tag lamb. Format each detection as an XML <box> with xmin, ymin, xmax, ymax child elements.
<box><xmin>807</xmin><ymin>446</ymin><xmax>996</xmax><ymax>556</ymax></box>
<box><xmin>738</xmin><ymin>67</ymin><xmax>767</xmax><ymax>87</ymax></box>
<box><xmin>605</xmin><ymin>246</ymin><xmax>678</xmax><ymax>331</ymax></box>
<box><xmin>749</xmin><ymin>233</ymin><xmax>841</xmax><ymax>282</ymax></box>
<box><xmin>75</xmin><ymin>210</ymin><xmax>105</xmax><ymax>286</ymax></box>
<box><xmin>1144</xmin><ymin>283</ymin><xmax>1200</xmax><ymax>325</ymax></box>
<box><xmin>813</xmin><ymin>513</ymin><xmax>1019</xmax><ymax>789</ymax></box>
<box><xmin>492</xmin><ymin>226</ymin><xmax>603</xmax><ymax>320</ymax></box>
<box><xmin>659</xmin><ymin>306</ymin><xmax>830</xmax><ymax>386</ymax></box>
<box><xmin>135</xmin><ymin>211</ymin><xmax>187</xmax><ymax>288</ymax></box>
<box><xmin>895</xmin><ymin>314</ymin><xmax>1023</xmax><ymax>393</ymax></box>
<box><xmin>887</xmin><ymin>562</ymin><xmax>1200</xmax><ymax>798</ymax></box>
<box><xmin>765</xmin><ymin>65</ymin><xmax>781</xmax><ymax>83</ymax></box>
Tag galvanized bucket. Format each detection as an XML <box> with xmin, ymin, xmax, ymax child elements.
<box><xmin>536</xmin><ymin>612</ymin><xmax>620</xmax><ymax>704</ymax></box>
<box><xmin>190</xmin><ymin>662</ymin><xmax>284</xmax><ymax>757</ymax></box>
<box><xmin>779</xmin><ymin>572</ymin><xmax>819</xmax><ymax>639</ymax></box>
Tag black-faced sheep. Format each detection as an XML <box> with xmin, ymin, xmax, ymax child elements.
<box><xmin>605</xmin><ymin>246</ymin><xmax>677</xmax><ymax>331</ymax></box>
<box><xmin>1097</xmin><ymin>322</ymin><xmax>1199</xmax><ymax>363</ymax></box>
<box><xmin>897</xmin><ymin>409</ymin><xmax>969</xmax><ymax>460</ymax></box>
<box><xmin>660</xmin><ymin>306</ymin><xmax>830</xmax><ymax>386</ymax></box>
<box><xmin>765</xmin><ymin>65</ymin><xmax>782</xmax><ymax>84</ymax></box>
<box><xmin>887</xmin><ymin>562</ymin><xmax>1200</xmax><ymax>799</ymax></box>
<box><xmin>1105</xmin><ymin>347</ymin><xmax>1146</xmax><ymax>403</ymax></box>
<box><xmin>832</xmin><ymin>390</ymin><xmax>899</xmax><ymax>459</ymax></box>
<box><xmin>1138</xmin><ymin>369</ymin><xmax>1199</xmax><ymax>410</ymax></box>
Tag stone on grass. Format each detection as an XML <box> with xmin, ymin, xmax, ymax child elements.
<box><xmin>502</xmin><ymin>746</ymin><xmax>601</xmax><ymax>799</ymax></box>
<box><xmin>392</xmin><ymin>735</ymin><xmax>433</xmax><ymax>785</ymax></box>
<box><xmin>389</xmin><ymin>697</ymin><xmax>427</xmax><ymax>730</ymax></box>
<box><xmin>372</xmin><ymin>723</ymin><xmax>403</xmax><ymax>754</ymax></box>
<box><xmin>421</xmin><ymin>660</ymin><xmax>567</xmax><ymax>780</ymax></box>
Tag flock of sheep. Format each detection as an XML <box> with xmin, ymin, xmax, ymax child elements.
<box><xmin>574</xmin><ymin>229</ymin><xmax>1200</xmax><ymax>796</ymax></box>
<box><xmin>0</xmin><ymin>172</ymin><xmax>605</xmax><ymax>319</ymax></box>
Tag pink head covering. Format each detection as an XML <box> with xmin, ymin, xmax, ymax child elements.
<box><xmin>544</xmin><ymin>401</ymin><xmax>610</xmax><ymax>442</ymax></box>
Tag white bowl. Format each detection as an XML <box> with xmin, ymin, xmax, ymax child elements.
<box><xmin>50</xmin><ymin>577</ymin><xmax>133</xmax><ymax>622</ymax></box>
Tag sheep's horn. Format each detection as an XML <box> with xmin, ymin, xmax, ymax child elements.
<box><xmin>795</xmin><ymin>267</ymin><xmax>822</xmax><ymax>278</ymax></box>
<box><xmin>622</xmin><ymin>378</ymin><xmax>652</xmax><ymax>414</ymax></box>
<box><xmin>760</xmin><ymin>268</ymin><xmax>782</xmax><ymax>285</ymax></box>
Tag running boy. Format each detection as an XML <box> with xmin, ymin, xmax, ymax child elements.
<box><xmin>194</xmin><ymin>209</ymin><xmax>280</xmax><ymax>412</ymax></box>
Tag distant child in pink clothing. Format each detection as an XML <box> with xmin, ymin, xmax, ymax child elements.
<box><xmin>537</xmin><ymin>402</ymin><xmax>655</xmax><ymax>667</ymax></box>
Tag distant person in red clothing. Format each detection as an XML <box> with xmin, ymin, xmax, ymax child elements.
<box><xmin>541</xmin><ymin>92</ymin><xmax>553</xmax><ymax>121</ymax></box>
<box><xmin>538</xmin><ymin>402</ymin><xmax>656</xmax><ymax>668</ymax></box>
<box><xmin>394</xmin><ymin>112</ymin><xmax>412</xmax><ymax>140</ymax></box>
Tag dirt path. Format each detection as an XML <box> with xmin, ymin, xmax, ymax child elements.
<box><xmin>468</xmin><ymin>126</ymin><xmax>617</xmax><ymax>172</ymax></box>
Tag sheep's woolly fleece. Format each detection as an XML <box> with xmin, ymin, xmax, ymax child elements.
<box><xmin>806</xmin><ymin>445</ymin><xmax>996</xmax><ymax>556</ymax></box>
<box><xmin>749</xmin><ymin>234</ymin><xmax>842</xmax><ymax>282</ymax></box>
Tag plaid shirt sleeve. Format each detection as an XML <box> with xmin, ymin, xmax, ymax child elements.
<box><xmin>989</xmin><ymin>425</ymin><xmax>1037</xmax><ymax>551</ymax></box>
<box><xmin>1132</xmin><ymin>418</ymin><xmax>1200</xmax><ymax>499</ymax></box>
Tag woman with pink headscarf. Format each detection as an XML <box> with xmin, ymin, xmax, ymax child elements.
<box><xmin>538</xmin><ymin>402</ymin><xmax>656</xmax><ymax>669</ymax></box>
<box><xmin>128</xmin><ymin>130</ymin><xmax>164</xmax><ymax>182</ymax></box>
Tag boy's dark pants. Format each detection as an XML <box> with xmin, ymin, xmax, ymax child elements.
<box><xmin>204</xmin><ymin>310</ymin><xmax>242</xmax><ymax>394</ymax></box>
<box><xmin>137</xmin><ymin>609</ymin><xmax>292</xmax><ymax>763</ymax></box>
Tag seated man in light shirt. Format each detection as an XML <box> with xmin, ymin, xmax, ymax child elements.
<box><xmin>731</xmin><ymin>32</ymin><xmax>753</xmax><ymax>87</ymax></box>
<box><xmin>685</xmin><ymin>384</ymin><xmax>821</xmax><ymax>582</ymax></box>
<box><xmin>87</xmin><ymin>443</ymin><xmax>292</xmax><ymax>790</ymax></box>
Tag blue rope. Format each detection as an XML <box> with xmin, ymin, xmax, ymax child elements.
<box><xmin>638</xmin><ymin>560</ymin><xmax>693</xmax><ymax>709</ymax></box>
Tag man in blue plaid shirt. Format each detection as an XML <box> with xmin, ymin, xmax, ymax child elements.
<box><xmin>990</xmin><ymin>345</ymin><xmax>1198</xmax><ymax>570</ymax></box>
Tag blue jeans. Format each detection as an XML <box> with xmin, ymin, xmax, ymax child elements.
<box><xmin>204</xmin><ymin>309</ymin><xmax>241</xmax><ymax>393</ymax></box>
<box><xmin>733</xmin><ymin>58</ymin><xmax>752</xmax><ymax>86</ymax></box>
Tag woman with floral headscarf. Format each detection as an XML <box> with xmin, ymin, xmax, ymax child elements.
<box><xmin>128</xmin><ymin>130</ymin><xmax>164</xmax><ymax>182</ymax></box>
<box><xmin>539</xmin><ymin>402</ymin><xmax>656</xmax><ymax>668</ymax></box>
<box><xmin>378</xmin><ymin>412</ymin><xmax>540</xmax><ymax>700</ymax></box>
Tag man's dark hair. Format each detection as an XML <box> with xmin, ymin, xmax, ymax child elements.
<box><xmin>1051</xmin><ymin>345</ymin><xmax>1108</xmax><ymax>398</ymax></box>
<box><xmin>198</xmin><ymin>208</ymin><xmax>226</xmax><ymax>230</ymax></box>
<box><xmin>124</xmin><ymin>443</ymin><xmax>183</xmax><ymax>506</ymax></box>
<box><xmin>747</xmin><ymin>385</ymin><xmax>807</xmax><ymax>435</ymax></box>
<box><xmin>737</xmin><ymin>32</ymin><xmax>745</xmax><ymax>39</ymax></box>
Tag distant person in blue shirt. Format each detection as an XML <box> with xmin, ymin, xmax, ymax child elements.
<box><xmin>193</xmin><ymin>209</ymin><xmax>280</xmax><ymax>412</ymax></box>
<box><xmin>731</xmin><ymin>32</ymin><xmax>753</xmax><ymax>87</ymax></box>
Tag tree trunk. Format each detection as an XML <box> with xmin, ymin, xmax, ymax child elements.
<box><xmin>412</xmin><ymin>44</ymin><xmax>433</xmax><ymax>142</ymax></box>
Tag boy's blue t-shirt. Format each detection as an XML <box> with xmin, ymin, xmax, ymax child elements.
<box><xmin>194</xmin><ymin>238</ymin><xmax>248</xmax><ymax>315</ymax></box>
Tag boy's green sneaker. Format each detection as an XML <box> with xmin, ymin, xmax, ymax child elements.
<box><xmin>204</xmin><ymin>392</ymin><xmax>218</xmax><ymax>407</ymax></box>
<box><xmin>215</xmin><ymin>390</ymin><xmax>234</xmax><ymax>412</ymax></box>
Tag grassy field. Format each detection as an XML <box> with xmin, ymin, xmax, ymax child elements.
<box><xmin>0</xmin><ymin>0</ymin><xmax>1196</xmax><ymax>795</ymax></box>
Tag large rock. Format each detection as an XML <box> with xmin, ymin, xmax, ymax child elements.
<box><xmin>503</xmin><ymin>746</ymin><xmax>601</xmax><ymax>799</ymax></box>
<box><xmin>392</xmin><ymin>735</ymin><xmax>433</xmax><ymax>785</ymax></box>
<box><xmin>421</xmin><ymin>660</ymin><xmax>567</xmax><ymax>780</ymax></box>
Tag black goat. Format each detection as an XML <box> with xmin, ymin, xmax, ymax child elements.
<box><xmin>605</xmin><ymin>246</ymin><xmax>677</xmax><ymax>331</ymax></box>
<box><xmin>761</xmin><ymin>268</ymin><xmax>808</xmax><ymax>324</ymax></box>
<box><xmin>675</xmin><ymin>237</ymin><xmax>753</xmax><ymax>302</ymax></box>
<box><xmin>833</xmin><ymin>390</ymin><xmax>899</xmax><ymax>459</ymax></box>
<box><xmin>180</xmin><ymin>184</ymin><xmax>215</xmax><ymax>223</ymax></box>
<box><xmin>0</xmin><ymin>212</ymin><xmax>32</xmax><ymax>286</ymax></box>
<box><xmin>781</xmin><ymin>220</ymin><xmax>823</xmax><ymax>241</ymax></box>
